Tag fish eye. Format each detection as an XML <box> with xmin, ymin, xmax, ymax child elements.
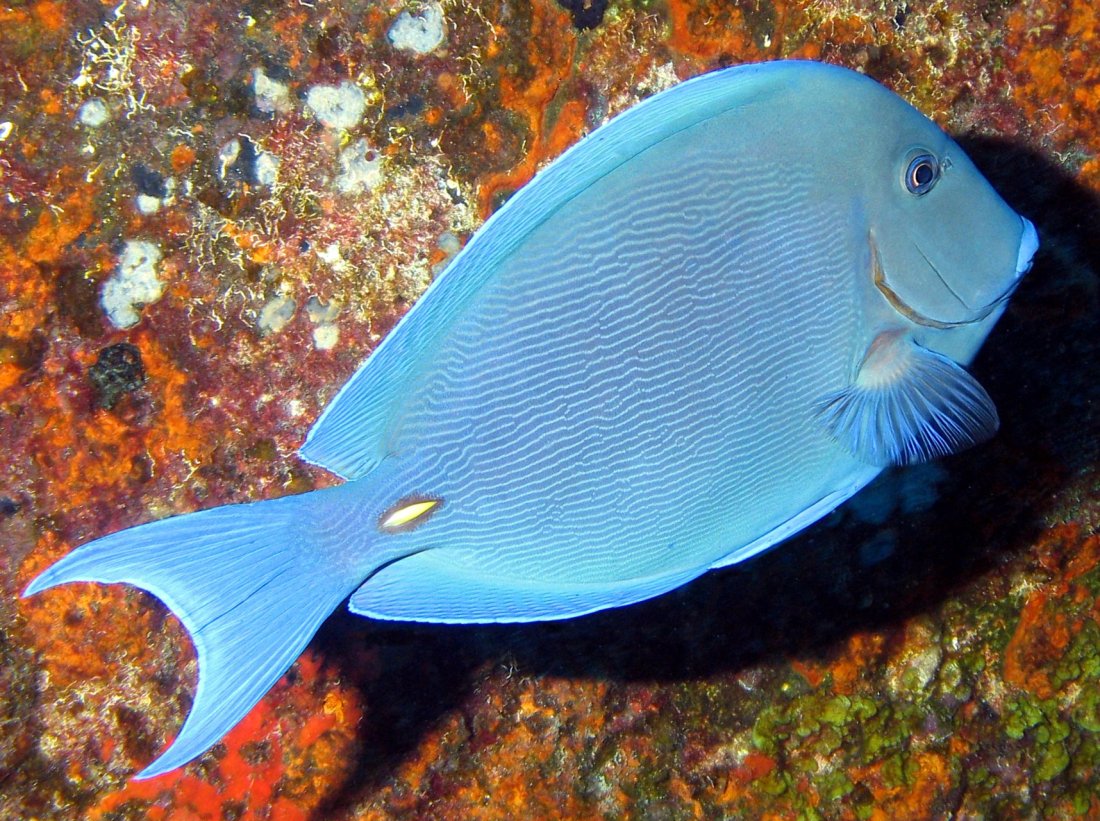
<box><xmin>904</xmin><ymin>153</ymin><xmax>940</xmax><ymax>196</ymax></box>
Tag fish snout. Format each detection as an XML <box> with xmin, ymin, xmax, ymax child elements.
<box><xmin>1015</xmin><ymin>216</ymin><xmax>1039</xmax><ymax>279</ymax></box>
<box><xmin>979</xmin><ymin>215</ymin><xmax>1039</xmax><ymax>311</ymax></box>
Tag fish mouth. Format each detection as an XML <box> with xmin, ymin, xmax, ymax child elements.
<box><xmin>972</xmin><ymin>216</ymin><xmax>1039</xmax><ymax>308</ymax></box>
<box><xmin>1015</xmin><ymin>216</ymin><xmax>1039</xmax><ymax>278</ymax></box>
<box><xmin>870</xmin><ymin>234</ymin><xmax>985</xmax><ymax>330</ymax></box>
<box><xmin>870</xmin><ymin>217</ymin><xmax>1038</xmax><ymax>330</ymax></box>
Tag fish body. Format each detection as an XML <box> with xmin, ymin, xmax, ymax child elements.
<box><xmin>24</xmin><ymin>61</ymin><xmax>1038</xmax><ymax>777</ymax></box>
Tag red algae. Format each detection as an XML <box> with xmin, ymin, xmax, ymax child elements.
<box><xmin>69</xmin><ymin>647</ymin><xmax>360</xmax><ymax>820</ymax></box>
<box><xmin>2</xmin><ymin>0</ymin><xmax>1098</xmax><ymax>818</ymax></box>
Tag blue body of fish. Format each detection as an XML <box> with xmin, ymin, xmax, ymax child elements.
<box><xmin>24</xmin><ymin>61</ymin><xmax>1039</xmax><ymax>777</ymax></box>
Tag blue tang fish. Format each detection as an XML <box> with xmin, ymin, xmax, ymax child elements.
<box><xmin>24</xmin><ymin>61</ymin><xmax>1038</xmax><ymax>777</ymax></box>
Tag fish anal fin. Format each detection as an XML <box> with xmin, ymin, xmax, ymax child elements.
<box><xmin>709</xmin><ymin>465</ymin><xmax>882</xmax><ymax>569</ymax></box>
<box><xmin>816</xmin><ymin>331</ymin><xmax>999</xmax><ymax>466</ymax></box>
<box><xmin>349</xmin><ymin>550</ymin><xmax>704</xmax><ymax>624</ymax></box>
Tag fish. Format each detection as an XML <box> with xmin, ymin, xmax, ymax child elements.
<box><xmin>23</xmin><ymin>60</ymin><xmax>1039</xmax><ymax>778</ymax></box>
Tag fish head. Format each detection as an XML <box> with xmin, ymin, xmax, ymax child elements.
<box><xmin>851</xmin><ymin>83</ymin><xmax>1038</xmax><ymax>350</ymax></box>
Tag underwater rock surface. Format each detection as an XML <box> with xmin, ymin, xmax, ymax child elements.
<box><xmin>1</xmin><ymin>0</ymin><xmax>1096</xmax><ymax>818</ymax></box>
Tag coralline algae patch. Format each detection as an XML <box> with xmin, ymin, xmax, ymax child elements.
<box><xmin>0</xmin><ymin>0</ymin><xmax>1097</xmax><ymax>819</ymax></box>
<box><xmin>100</xmin><ymin>240</ymin><xmax>164</xmax><ymax>329</ymax></box>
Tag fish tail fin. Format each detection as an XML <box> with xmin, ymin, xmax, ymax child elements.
<box><xmin>23</xmin><ymin>486</ymin><xmax>362</xmax><ymax>779</ymax></box>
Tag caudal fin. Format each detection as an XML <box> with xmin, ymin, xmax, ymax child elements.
<box><xmin>23</xmin><ymin>486</ymin><xmax>361</xmax><ymax>779</ymax></box>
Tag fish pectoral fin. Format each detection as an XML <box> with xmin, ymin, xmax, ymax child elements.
<box><xmin>815</xmin><ymin>330</ymin><xmax>999</xmax><ymax>466</ymax></box>
<box><xmin>349</xmin><ymin>550</ymin><xmax>705</xmax><ymax>624</ymax></box>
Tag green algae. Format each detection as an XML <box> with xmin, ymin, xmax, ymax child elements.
<box><xmin>813</xmin><ymin>725</ymin><xmax>843</xmax><ymax>757</ymax></box>
<box><xmin>1035</xmin><ymin>740</ymin><xmax>1070</xmax><ymax>781</ymax></box>
<box><xmin>1073</xmin><ymin>686</ymin><xmax>1100</xmax><ymax>734</ymax></box>
<box><xmin>756</xmin><ymin>769</ymin><xmax>788</xmax><ymax>797</ymax></box>
<box><xmin>819</xmin><ymin>694</ymin><xmax>852</xmax><ymax>726</ymax></box>
<box><xmin>1052</xmin><ymin>621</ymin><xmax>1100</xmax><ymax>691</ymax></box>
<box><xmin>1003</xmin><ymin>693</ymin><xmax>1079</xmax><ymax>784</ymax></box>
<box><xmin>1005</xmin><ymin>696</ymin><xmax>1044</xmax><ymax>740</ymax></box>
<box><xmin>818</xmin><ymin>768</ymin><xmax>854</xmax><ymax>801</ymax></box>
<box><xmin>751</xmin><ymin>704</ymin><xmax>790</xmax><ymax>756</ymax></box>
<box><xmin>936</xmin><ymin>657</ymin><xmax>972</xmax><ymax>701</ymax></box>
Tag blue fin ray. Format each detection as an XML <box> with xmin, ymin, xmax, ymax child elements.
<box><xmin>349</xmin><ymin>549</ymin><xmax>706</xmax><ymax>623</ymax></box>
<box><xmin>708</xmin><ymin>465</ymin><xmax>882</xmax><ymax>569</ymax></box>
<box><xmin>816</xmin><ymin>333</ymin><xmax>999</xmax><ymax>466</ymax></box>
<box><xmin>23</xmin><ymin>489</ymin><xmax>361</xmax><ymax>779</ymax></box>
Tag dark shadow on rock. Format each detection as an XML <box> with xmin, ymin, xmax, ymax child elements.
<box><xmin>310</xmin><ymin>139</ymin><xmax>1098</xmax><ymax>818</ymax></box>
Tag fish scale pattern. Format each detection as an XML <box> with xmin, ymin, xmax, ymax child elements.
<box><xmin>382</xmin><ymin>138</ymin><xmax>865</xmax><ymax>591</ymax></box>
<box><xmin>298</xmin><ymin>65</ymin><xmax>792</xmax><ymax>482</ymax></box>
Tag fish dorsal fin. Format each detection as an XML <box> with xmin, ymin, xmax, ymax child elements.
<box><xmin>816</xmin><ymin>330</ymin><xmax>999</xmax><ymax>466</ymax></box>
<box><xmin>299</xmin><ymin>64</ymin><xmax>798</xmax><ymax>479</ymax></box>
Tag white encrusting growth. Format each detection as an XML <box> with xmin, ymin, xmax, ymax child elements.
<box><xmin>217</xmin><ymin>137</ymin><xmax>279</xmax><ymax>188</ymax></box>
<box><xmin>101</xmin><ymin>240</ymin><xmax>164</xmax><ymax>328</ymax></box>
<box><xmin>305</xmin><ymin>296</ymin><xmax>340</xmax><ymax>324</ymax></box>
<box><xmin>315</xmin><ymin>242</ymin><xmax>349</xmax><ymax>273</ymax></box>
<box><xmin>135</xmin><ymin>177</ymin><xmax>175</xmax><ymax>216</ymax></box>
<box><xmin>254</xmin><ymin>150</ymin><xmax>279</xmax><ymax>187</ymax></box>
<box><xmin>258</xmin><ymin>294</ymin><xmax>296</xmax><ymax>336</ymax></box>
<box><xmin>216</xmin><ymin>139</ymin><xmax>238</xmax><ymax>179</ymax></box>
<box><xmin>305</xmin><ymin>81</ymin><xmax>365</xmax><ymax>130</ymax></box>
<box><xmin>78</xmin><ymin>98</ymin><xmax>110</xmax><ymax>127</ymax></box>
<box><xmin>312</xmin><ymin>324</ymin><xmax>340</xmax><ymax>351</ymax></box>
<box><xmin>135</xmin><ymin>194</ymin><xmax>160</xmax><ymax>215</ymax></box>
<box><xmin>252</xmin><ymin>68</ymin><xmax>292</xmax><ymax>115</ymax></box>
<box><xmin>335</xmin><ymin>139</ymin><xmax>384</xmax><ymax>194</ymax></box>
<box><xmin>306</xmin><ymin>297</ymin><xmax>341</xmax><ymax>351</ymax></box>
<box><xmin>387</xmin><ymin>3</ymin><xmax>446</xmax><ymax>54</ymax></box>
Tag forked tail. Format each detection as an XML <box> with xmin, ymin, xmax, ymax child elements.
<box><xmin>23</xmin><ymin>485</ymin><xmax>365</xmax><ymax>779</ymax></box>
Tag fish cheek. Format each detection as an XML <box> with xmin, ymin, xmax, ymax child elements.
<box><xmin>867</xmin><ymin>231</ymin><xmax>976</xmax><ymax>331</ymax></box>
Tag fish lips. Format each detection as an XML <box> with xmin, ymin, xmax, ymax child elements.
<box><xmin>873</xmin><ymin>216</ymin><xmax>1038</xmax><ymax>330</ymax></box>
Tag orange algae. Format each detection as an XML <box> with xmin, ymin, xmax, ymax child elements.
<box><xmin>667</xmin><ymin>0</ymin><xmax>766</xmax><ymax>63</ymax></box>
<box><xmin>791</xmin><ymin>657</ymin><xmax>827</xmax><ymax>688</ymax></box>
<box><xmin>2</xmin><ymin>0</ymin><xmax>68</xmax><ymax>40</ymax></box>
<box><xmin>23</xmin><ymin>180</ymin><xmax>99</xmax><ymax>266</ymax></box>
<box><xmin>16</xmin><ymin>325</ymin><xmax>210</xmax><ymax>514</ymax></box>
<box><xmin>1004</xmin><ymin>524</ymin><xmax>1100</xmax><ymax>700</ymax></box>
<box><xmin>0</xmin><ymin>6</ymin><xmax>32</xmax><ymax>27</ymax></box>
<box><xmin>0</xmin><ymin>243</ymin><xmax>50</xmax><ymax>348</ymax></box>
<box><xmin>739</xmin><ymin>751</ymin><xmax>777</xmax><ymax>780</ymax></box>
<box><xmin>19</xmin><ymin>533</ymin><xmax>165</xmax><ymax>688</ymax></box>
<box><xmin>1004</xmin><ymin>592</ymin><xmax>1061</xmax><ymax>699</ymax></box>
<box><xmin>374</xmin><ymin>677</ymin><xmax>612</xmax><ymax>818</ymax></box>
<box><xmin>1005</xmin><ymin>0</ymin><xmax>1100</xmax><ymax>151</ymax></box>
<box><xmin>473</xmin><ymin>3</ymin><xmax>584</xmax><ymax>216</ymax></box>
<box><xmin>797</xmin><ymin>630</ymin><xmax>887</xmax><ymax>693</ymax></box>
<box><xmin>0</xmin><ymin>362</ymin><xmax>21</xmax><ymax>393</ymax></box>
<box><xmin>171</xmin><ymin>144</ymin><xmax>198</xmax><ymax>174</ymax></box>
<box><xmin>851</xmin><ymin>750</ymin><xmax>953</xmax><ymax>821</ymax></box>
